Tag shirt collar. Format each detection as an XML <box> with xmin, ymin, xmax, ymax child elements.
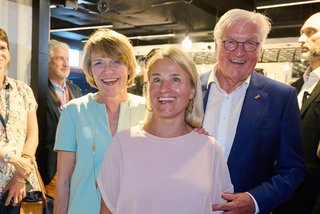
<box><xmin>2</xmin><ymin>75</ymin><xmax>13</xmax><ymax>90</ymax></box>
<box><xmin>207</xmin><ymin>64</ymin><xmax>251</xmax><ymax>91</ymax></box>
<box><xmin>303</xmin><ymin>66</ymin><xmax>320</xmax><ymax>81</ymax></box>
<box><xmin>50</xmin><ymin>79</ymin><xmax>67</xmax><ymax>91</ymax></box>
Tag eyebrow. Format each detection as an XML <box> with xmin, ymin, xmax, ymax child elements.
<box><xmin>150</xmin><ymin>73</ymin><xmax>182</xmax><ymax>77</ymax></box>
<box><xmin>301</xmin><ymin>26</ymin><xmax>317</xmax><ymax>34</ymax></box>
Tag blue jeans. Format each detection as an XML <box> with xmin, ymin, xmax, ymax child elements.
<box><xmin>0</xmin><ymin>191</ymin><xmax>20</xmax><ymax>214</ymax></box>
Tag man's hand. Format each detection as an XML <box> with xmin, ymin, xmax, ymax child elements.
<box><xmin>212</xmin><ymin>192</ymin><xmax>255</xmax><ymax>214</ymax></box>
<box><xmin>194</xmin><ymin>127</ymin><xmax>209</xmax><ymax>135</ymax></box>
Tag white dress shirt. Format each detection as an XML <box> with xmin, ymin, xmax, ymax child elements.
<box><xmin>50</xmin><ymin>79</ymin><xmax>68</xmax><ymax>106</ymax></box>
<box><xmin>202</xmin><ymin>67</ymin><xmax>259</xmax><ymax>213</ymax></box>
<box><xmin>297</xmin><ymin>66</ymin><xmax>320</xmax><ymax>109</ymax></box>
<box><xmin>203</xmin><ymin>67</ymin><xmax>250</xmax><ymax>159</ymax></box>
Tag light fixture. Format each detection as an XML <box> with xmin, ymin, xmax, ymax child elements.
<box><xmin>151</xmin><ymin>0</ymin><xmax>193</xmax><ymax>7</ymax></box>
<box><xmin>128</xmin><ymin>33</ymin><xmax>175</xmax><ymax>40</ymax></box>
<box><xmin>256</xmin><ymin>0</ymin><xmax>320</xmax><ymax>9</ymax></box>
<box><xmin>182</xmin><ymin>34</ymin><xmax>192</xmax><ymax>50</ymax></box>
<box><xmin>80</xmin><ymin>33</ymin><xmax>175</xmax><ymax>43</ymax></box>
<box><xmin>50</xmin><ymin>25</ymin><xmax>113</xmax><ymax>32</ymax></box>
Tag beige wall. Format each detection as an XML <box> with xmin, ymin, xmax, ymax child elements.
<box><xmin>0</xmin><ymin>0</ymin><xmax>32</xmax><ymax>84</ymax></box>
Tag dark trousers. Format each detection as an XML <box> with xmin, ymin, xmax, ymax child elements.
<box><xmin>0</xmin><ymin>191</ymin><xmax>20</xmax><ymax>214</ymax></box>
<box><xmin>274</xmin><ymin>174</ymin><xmax>320</xmax><ymax>214</ymax></box>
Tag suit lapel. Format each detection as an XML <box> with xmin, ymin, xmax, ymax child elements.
<box><xmin>291</xmin><ymin>77</ymin><xmax>304</xmax><ymax>93</ymax></box>
<box><xmin>228</xmin><ymin>73</ymin><xmax>268</xmax><ymax>162</ymax></box>
<box><xmin>301</xmin><ymin>80</ymin><xmax>320</xmax><ymax>115</ymax></box>
<box><xmin>48</xmin><ymin>81</ymin><xmax>61</xmax><ymax>118</ymax></box>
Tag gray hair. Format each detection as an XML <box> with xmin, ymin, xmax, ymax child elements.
<box><xmin>213</xmin><ymin>9</ymin><xmax>271</xmax><ymax>42</ymax></box>
<box><xmin>49</xmin><ymin>39</ymin><xmax>70</xmax><ymax>59</ymax></box>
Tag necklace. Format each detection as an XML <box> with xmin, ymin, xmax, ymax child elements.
<box><xmin>0</xmin><ymin>84</ymin><xmax>10</xmax><ymax>144</ymax></box>
<box><xmin>91</xmin><ymin>95</ymin><xmax>133</xmax><ymax>198</ymax></box>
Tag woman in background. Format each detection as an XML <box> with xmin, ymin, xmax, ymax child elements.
<box><xmin>53</xmin><ymin>29</ymin><xmax>146</xmax><ymax>214</ymax></box>
<box><xmin>0</xmin><ymin>28</ymin><xmax>40</xmax><ymax>212</ymax></box>
<box><xmin>98</xmin><ymin>46</ymin><xmax>233</xmax><ymax>214</ymax></box>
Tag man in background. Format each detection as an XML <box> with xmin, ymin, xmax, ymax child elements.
<box><xmin>36</xmin><ymin>39</ymin><xmax>82</xmax><ymax>198</ymax></box>
<box><xmin>201</xmin><ymin>9</ymin><xmax>305</xmax><ymax>214</ymax></box>
<box><xmin>276</xmin><ymin>12</ymin><xmax>320</xmax><ymax>214</ymax></box>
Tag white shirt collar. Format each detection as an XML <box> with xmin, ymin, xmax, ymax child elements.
<box><xmin>207</xmin><ymin>64</ymin><xmax>251</xmax><ymax>92</ymax></box>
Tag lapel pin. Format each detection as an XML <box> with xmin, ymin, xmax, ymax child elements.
<box><xmin>254</xmin><ymin>95</ymin><xmax>261</xmax><ymax>100</ymax></box>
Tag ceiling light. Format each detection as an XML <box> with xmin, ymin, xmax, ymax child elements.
<box><xmin>128</xmin><ymin>33</ymin><xmax>175</xmax><ymax>40</ymax></box>
<box><xmin>256</xmin><ymin>0</ymin><xmax>320</xmax><ymax>9</ymax></box>
<box><xmin>50</xmin><ymin>25</ymin><xmax>113</xmax><ymax>32</ymax></box>
<box><xmin>182</xmin><ymin>35</ymin><xmax>192</xmax><ymax>50</ymax></box>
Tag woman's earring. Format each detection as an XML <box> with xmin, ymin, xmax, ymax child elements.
<box><xmin>145</xmin><ymin>100</ymin><xmax>153</xmax><ymax>112</ymax></box>
<box><xmin>187</xmin><ymin>98</ymin><xmax>194</xmax><ymax>113</ymax></box>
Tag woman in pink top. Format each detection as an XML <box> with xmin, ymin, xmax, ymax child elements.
<box><xmin>97</xmin><ymin>46</ymin><xmax>233</xmax><ymax>214</ymax></box>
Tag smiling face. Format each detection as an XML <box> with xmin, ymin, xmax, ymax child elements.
<box><xmin>91</xmin><ymin>51</ymin><xmax>128</xmax><ymax>99</ymax></box>
<box><xmin>0</xmin><ymin>40</ymin><xmax>10</xmax><ymax>74</ymax></box>
<box><xmin>148</xmin><ymin>57</ymin><xmax>195</xmax><ymax>120</ymax></box>
<box><xmin>298</xmin><ymin>13</ymin><xmax>320</xmax><ymax>61</ymax></box>
<box><xmin>215</xmin><ymin>20</ymin><xmax>262</xmax><ymax>92</ymax></box>
<box><xmin>48</xmin><ymin>47</ymin><xmax>70</xmax><ymax>85</ymax></box>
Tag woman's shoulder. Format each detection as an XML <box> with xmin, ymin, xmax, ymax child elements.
<box><xmin>8</xmin><ymin>78</ymin><xmax>32</xmax><ymax>90</ymax></box>
<box><xmin>65</xmin><ymin>93</ymin><xmax>93</xmax><ymax>106</ymax></box>
<box><xmin>61</xmin><ymin>93</ymin><xmax>97</xmax><ymax>115</ymax></box>
<box><xmin>113</xmin><ymin>125</ymin><xmax>144</xmax><ymax>143</ymax></box>
<box><xmin>191</xmin><ymin>131</ymin><xmax>220</xmax><ymax>147</ymax></box>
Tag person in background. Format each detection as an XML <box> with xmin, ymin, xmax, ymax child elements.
<box><xmin>36</xmin><ymin>39</ymin><xmax>82</xmax><ymax>199</ymax></box>
<box><xmin>275</xmin><ymin>12</ymin><xmax>320</xmax><ymax>214</ymax></box>
<box><xmin>201</xmin><ymin>9</ymin><xmax>306</xmax><ymax>213</ymax></box>
<box><xmin>255</xmin><ymin>68</ymin><xmax>265</xmax><ymax>76</ymax></box>
<box><xmin>53</xmin><ymin>29</ymin><xmax>146</xmax><ymax>214</ymax></box>
<box><xmin>0</xmin><ymin>28</ymin><xmax>40</xmax><ymax>211</ymax></box>
<box><xmin>98</xmin><ymin>46</ymin><xmax>233</xmax><ymax>214</ymax></box>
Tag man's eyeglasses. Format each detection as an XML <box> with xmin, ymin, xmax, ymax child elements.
<box><xmin>220</xmin><ymin>39</ymin><xmax>260</xmax><ymax>52</ymax></box>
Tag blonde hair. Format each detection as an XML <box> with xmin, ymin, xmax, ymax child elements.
<box><xmin>214</xmin><ymin>9</ymin><xmax>271</xmax><ymax>42</ymax></box>
<box><xmin>144</xmin><ymin>47</ymin><xmax>203</xmax><ymax>128</ymax></box>
<box><xmin>82</xmin><ymin>29</ymin><xmax>137</xmax><ymax>88</ymax></box>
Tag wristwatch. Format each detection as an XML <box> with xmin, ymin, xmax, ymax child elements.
<box><xmin>3</xmin><ymin>153</ymin><xmax>11</xmax><ymax>163</ymax></box>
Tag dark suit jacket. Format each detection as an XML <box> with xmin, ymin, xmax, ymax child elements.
<box><xmin>273</xmin><ymin>77</ymin><xmax>320</xmax><ymax>213</ymax></box>
<box><xmin>202</xmin><ymin>71</ymin><xmax>306</xmax><ymax>213</ymax></box>
<box><xmin>37</xmin><ymin>80</ymin><xmax>82</xmax><ymax>185</ymax></box>
<box><xmin>292</xmin><ymin>77</ymin><xmax>320</xmax><ymax>175</ymax></box>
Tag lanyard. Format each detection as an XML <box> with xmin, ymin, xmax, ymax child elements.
<box><xmin>0</xmin><ymin>84</ymin><xmax>10</xmax><ymax>144</ymax></box>
<box><xmin>55</xmin><ymin>86</ymin><xmax>69</xmax><ymax>111</ymax></box>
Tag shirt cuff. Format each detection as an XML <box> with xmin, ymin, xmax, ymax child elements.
<box><xmin>247</xmin><ymin>192</ymin><xmax>259</xmax><ymax>214</ymax></box>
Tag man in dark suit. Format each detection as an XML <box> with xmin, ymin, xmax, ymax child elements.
<box><xmin>36</xmin><ymin>40</ymin><xmax>82</xmax><ymax>198</ymax></box>
<box><xmin>201</xmin><ymin>9</ymin><xmax>306</xmax><ymax>214</ymax></box>
<box><xmin>275</xmin><ymin>12</ymin><xmax>320</xmax><ymax>214</ymax></box>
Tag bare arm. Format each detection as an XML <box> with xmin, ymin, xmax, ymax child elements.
<box><xmin>54</xmin><ymin>151</ymin><xmax>76</xmax><ymax>214</ymax></box>
<box><xmin>100</xmin><ymin>197</ymin><xmax>113</xmax><ymax>214</ymax></box>
<box><xmin>23</xmin><ymin>110</ymin><xmax>39</xmax><ymax>157</ymax></box>
<box><xmin>1</xmin><ymin>110</ymin><xmax>39</xmax><ymax>205</ymax></box>
<box><xmin>0</xmin><ymin>111</ymin><xmax>38</xmax><ymax>178</ymax></box>
<box><xmin>317</xmin><ymin>142</ymin><xmax>320</xmax><ymax>159</ymax></box>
